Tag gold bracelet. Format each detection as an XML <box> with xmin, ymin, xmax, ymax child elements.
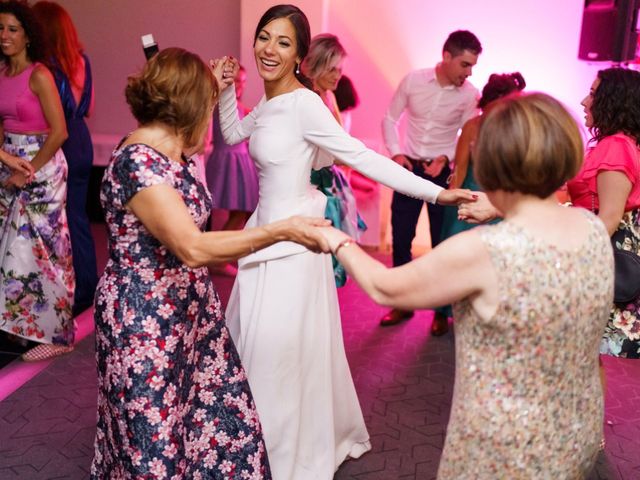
<box><xmin>334</xmin><ymin>237</ymin><xmax>354</xmax><ymax>256</ymax></box>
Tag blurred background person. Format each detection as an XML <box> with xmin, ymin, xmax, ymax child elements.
<box><xmin>459</xmin><ymin>67</ymin><xmax>640</xmax><ymax>359</ymax></box>
<box><xmin>205</xmin><ymin>63</ymin><xmax>259</xmax><ymax>276</ymax></box>
<box><xmin>302</xmin><ymin>32</ymin><xmax>366</xmax><ymax>287</ymax></box>
<box><xmin>335</xmin><ymin>73</ymin><xmax>381</xmax><ymax>250</ymax></box>
<box><xmin>33</xmin><ymin>0</ymin><xmax>97</xmax><ymax>317</ymax></box>
<box><xmin>380</xmin><ymin>30</ymin><xmax>482</xmax><ymax>330</ymax></box>
<box><xmin>318</xmin><ymin>93</ymin><xmax>611</xmax><ymax>479</ymax></box>
<box><xmin>0</xmin><ymin>0</ymin><xmax>74</xmax><ymax>362</ymax></box>
<box><xmin>567</xmin><ymin>67</ymin><xmax>640</xmax><ymax>359</ymax></box>
<box><xmin>433</xmin><ymin>72</ymin><xmax>525</xmax><ymax>331</ymax></box>
<box><xmin>334</xmin><ymin>74</ymin><xmax>358</xmax><ymax>134</ymax></box>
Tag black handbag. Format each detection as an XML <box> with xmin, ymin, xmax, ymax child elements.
<box><xmin>610</xmin><ymin>209</ymin><xmax>640</xmax><ymax>305</ymax></box>
<box><xmin>591</xmin><ymin>195</ymin><xmax>640</xmax><ymax>304</ymax></box>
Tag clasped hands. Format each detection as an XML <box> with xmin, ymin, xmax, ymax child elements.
<box><xmin>209</xmin><ymin>56</ymin><xmax>239</xmax><ymax>92</ymax></box>
<box><xmin>1</xmin><ymin>152</ymin><xmax>35</xmax><ymax>188</ymax></box>
<box><xmin>281</xmin><ymin>216</ymin><xmax>351</xmax><ymax>255</ymax></box>
<box><xmin>457</xmin><ymin>191</ymin><xmax>500</xmax><ymax>224</ymax></box>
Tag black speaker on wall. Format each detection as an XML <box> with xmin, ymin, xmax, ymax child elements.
<box><xmin>578</xmin><ymin>0</ymin><xmax>640</xmax><ymax>62</ymax></box>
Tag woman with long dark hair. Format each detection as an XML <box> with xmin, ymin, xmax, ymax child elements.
<box><xmin>213</xmin><ymin>4</ymin><xmax>476</xmax><ymax>478</ymax></box>
<box><xmin>432</xmin><ymin>72</ymin><xmax>525</xmax><ymax>334</ymax></box>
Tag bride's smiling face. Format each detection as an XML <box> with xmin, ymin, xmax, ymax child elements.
<box><xmin>254</xmin><ymin>17</ymin><xmax>300</xmax><ymax>83</ymax></box>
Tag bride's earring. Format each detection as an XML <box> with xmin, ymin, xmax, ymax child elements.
<box><xmin>295</xmin><ymin>63</ymin><xmax>300</xmax><ymax>75</ymax></box>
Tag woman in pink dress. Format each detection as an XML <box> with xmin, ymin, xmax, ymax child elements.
<box><xmin>0</xmin><ymin>0</ymin><xmax>74</xmax><ymax>362</ymax></box>
<box><xmin>567</xmin><ymin>67</ymin><xmax>640</xmax><ymax>358</ymax></box>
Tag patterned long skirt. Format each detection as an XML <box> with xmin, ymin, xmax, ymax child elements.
<box><xmin>0</xmin><ymin>132</ymin><xmax>75</xmax><ymax>345</ymax></box>
<box><xmin>601</xmin><ymin>209</ymin><xmax>640</xmax><ymax>358</ymax></box>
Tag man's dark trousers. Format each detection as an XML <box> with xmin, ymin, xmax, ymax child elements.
<box><xmin>390</xmin><ymin>158</ymin><xmax>451</xmax><ymax>267</ymax></box>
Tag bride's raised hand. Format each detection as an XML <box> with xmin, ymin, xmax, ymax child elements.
<box><xmin>209</xmin><ymin>56</ymin><xmax>230</xmax><ymax>90</ymax></box>
<box><xmin>209</xmin><ymin>56</ymin><xmax>240</xmax><ymax>90</ymax></box>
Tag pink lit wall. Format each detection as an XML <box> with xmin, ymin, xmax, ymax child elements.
<box><xmin>237</xmin><ymin>0</ymin><xmax>610</xmax><ymax>248</ymax></box>
<box><xmin>55</xmin><ymin>0</ymin><xmax>241</xmax><ymax>137</ymax></box>
<box><xmin>320</xmin><ymin>0</ymin><xmax>603</xmax><ymax>145</ymax></box>
<box><xmin>56</xmin><ymin>0</ymin><xmax>610</xmax><ymax>147</ymax></box>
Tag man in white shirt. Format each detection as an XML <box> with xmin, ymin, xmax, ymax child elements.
<box><xmin>380</xmin><ymin>30</ymin><xmax>481</xmax><ymax>333</ymax></box>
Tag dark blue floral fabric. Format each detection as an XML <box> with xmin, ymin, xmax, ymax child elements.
<box><xmin>91</xmin><ymin>143</ymin><xmax>271</xmax><ymax>479</ymax></box>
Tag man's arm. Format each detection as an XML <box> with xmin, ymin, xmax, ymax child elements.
<box><xmin>381</xmin><ymin>73</ymin><xmax>410</xmax><ymax>159</ymax></box>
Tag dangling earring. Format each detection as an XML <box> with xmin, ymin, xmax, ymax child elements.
<box><xmin>295</xmin><ymin>63</ymin><xmax>300</xmax><ymax>75</ymax></box>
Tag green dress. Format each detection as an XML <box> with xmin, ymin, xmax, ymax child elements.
<box><xmin>311</xmin><ymin>165</ymin><xmax>367</xmax><ymax>287</ymax></box>
<box><xmin>436</xmin><ymin>162</ymin><xmax>498</xmax><ymax>318</ymax></box>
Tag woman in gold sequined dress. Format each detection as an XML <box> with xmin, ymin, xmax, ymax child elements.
<box><xmin>317</xmin><ymin>93</ymin><xmax>613</xmax><ymax>478</ymax></box>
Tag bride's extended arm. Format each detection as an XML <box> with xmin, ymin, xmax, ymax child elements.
<box><xmin>300</xmin><ymin>93</ymin><xmax>475</xmax><ymax>205</ymax></box>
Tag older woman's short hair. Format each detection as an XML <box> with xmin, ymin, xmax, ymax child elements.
<box><xmin>125</xmin><ymin>47</ymin><xmax>217</xmax><ymax>149</ymax></box>
<box><xmin>475</xmin><ymin>93</ymin><xmax>583</xmax><ymax>199</ymax></box>
<box><xmin>301</xmin><ymin>33</ymin><xmax>346</xmax><ymax>80</ymax></box>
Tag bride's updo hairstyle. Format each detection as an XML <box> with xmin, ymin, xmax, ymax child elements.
<box><xmin>475</xmin><ymin>93</ymin><xmax>583</xmax><ymax>199</ymax></box>
<box><xmin>125</xmin><ymin>47</ymin><xmax>217</xmax><ymax>149</ymax></box>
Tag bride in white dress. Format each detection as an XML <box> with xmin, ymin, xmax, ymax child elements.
<box><xmin>212</xmin><ymin>5</ymin><xmax>476</xmax><ymax>479</ymax></box>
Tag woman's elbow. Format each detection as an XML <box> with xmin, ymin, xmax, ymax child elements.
<box><xmin>367</xmin><ymin>281</ymin><xmax>395</xmax><ymax>306</ymax></box>
<box><xmin>369</xmin><ymin>290</ymin><xmax>392</xmax><ymax>307</ymax></box>
<box><xmin>178</xmin><ymin>247</ymin><xmax>209</xmax><ymax>269</ymax></box>
<box><xmin>52</xmin><ymin>127</ymin><xmax>68</xmax><ymax>146</ymax></box>
<box><xmin>172</xmin><ymin>241</ymin><xmax>207</xmax><ymax>268</ymax></box>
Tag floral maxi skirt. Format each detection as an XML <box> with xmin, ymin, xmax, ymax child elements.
<box><xmin>601</xmin><ymin>209</ymin><xmax>640</xmax><ymax>358</ymax></box>
<box><xmin>0</xmin><ymin>133</ymin><xmax>75</xmax><ymax>345</ymax></box>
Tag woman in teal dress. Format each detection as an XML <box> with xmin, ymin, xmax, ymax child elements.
<box><xmin>435</xmin><ymin>73</ymin><xmax>526</xmax><ymax>322</ymax></box>
<box><xmin>302</xmin><ymin>33</ymin><xmax>366</xmax><ymax>287</ymax></box>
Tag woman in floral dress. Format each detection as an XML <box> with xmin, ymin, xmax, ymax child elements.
<box><xmin>91</xmin><ymin>48</ymin><xmax>328</xmax><ymax>478</ymax></box>
<box><xmin>0</xmin><ymin>0</ymin><xmax>74</xmax><ymax>362</ymax></box>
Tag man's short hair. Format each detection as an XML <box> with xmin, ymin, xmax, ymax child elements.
<box><xmin>443</xmin><ymin>30</ymin><xmax>482</xmax><ymax>57</ymax></box>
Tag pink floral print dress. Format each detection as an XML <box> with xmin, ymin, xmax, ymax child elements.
<box><xmin>90</xmin><ymin>143</ymin><xmax>271</xmax><ymax>479</ymax></box>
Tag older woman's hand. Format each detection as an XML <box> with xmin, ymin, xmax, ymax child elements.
<box><xmin>277</xmin><ymin>216</ymin><xmax>332</xmax><ymax>253</ymax></box>
<box><xmin>316</xmin><ymin>226</ymin><xmax>351</xmax><ymax>253</ymax></box>
<box><xmin>457</xmin><ymin>191</ymin><xmax>501</xmax><ymax>224</ymax></box>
